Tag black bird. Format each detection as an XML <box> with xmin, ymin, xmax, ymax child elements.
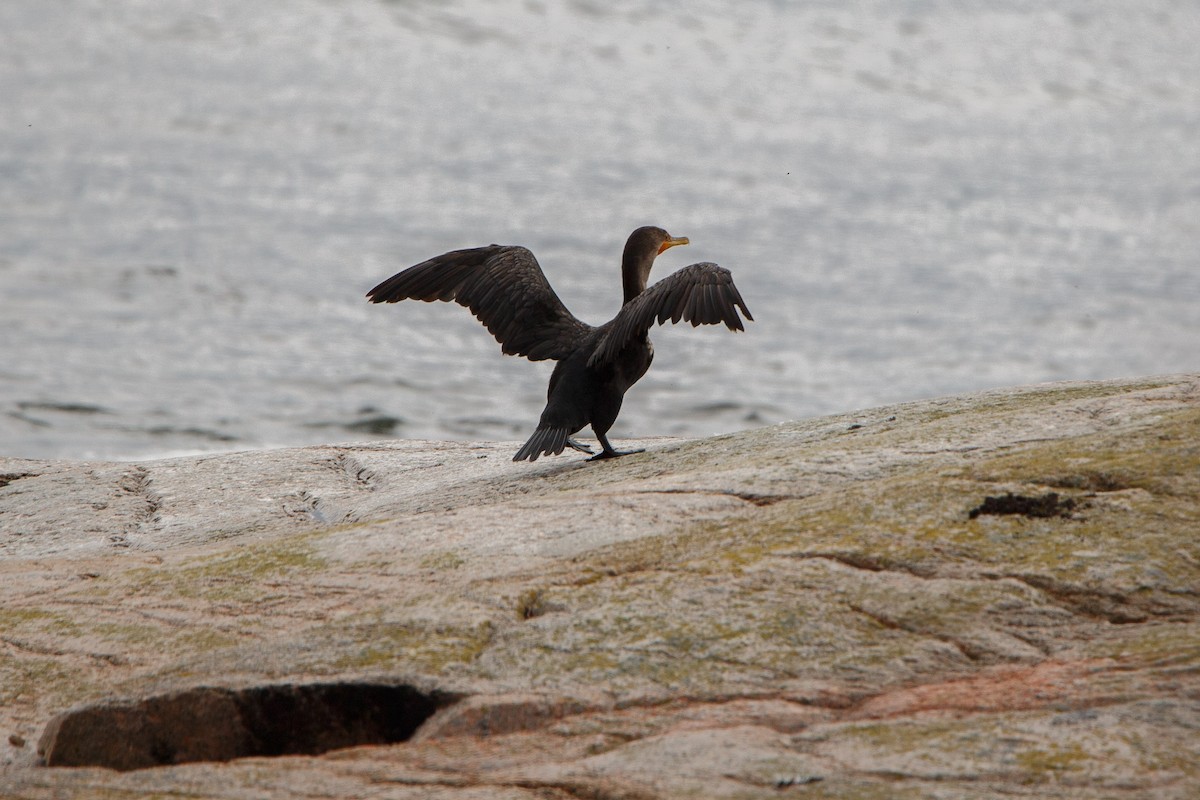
<box><xmin>366</xmin><ymin>226</ymin><xmax>753</xmax><ymax>462</ymax></box>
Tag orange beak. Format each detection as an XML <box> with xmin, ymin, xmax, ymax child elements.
<box><xmin>658</xmin><ymin>235</ymin><xmax>689</xmax><ymax>254</ymax></box>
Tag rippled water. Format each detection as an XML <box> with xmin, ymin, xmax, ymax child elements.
<box><xmin>2</xmin><ymin>0</ymin><xmax>1198</xmax><ymax>460</ymax></box>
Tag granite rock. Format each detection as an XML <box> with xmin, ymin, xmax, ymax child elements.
<box><xmin>2</xmin><ymin>375</ymin><xmax>1198</xmax><ymax>798</ymax></box>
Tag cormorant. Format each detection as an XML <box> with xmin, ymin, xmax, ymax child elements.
<box><xmin>366</xmin><ymin>226</ymin><xmax>753</xmax><ymax>462</ymax></box>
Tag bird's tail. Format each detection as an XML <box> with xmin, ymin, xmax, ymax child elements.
<box><xmin>513</xmin><ymin>426</ymin><xmax>571</xmax><ymax>462</ymax></box>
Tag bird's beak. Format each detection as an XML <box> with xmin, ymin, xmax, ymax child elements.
<box><xmin>658</xmin><ymin>236</ymin><xmax>689</xmax><ymax>254</ymax></box>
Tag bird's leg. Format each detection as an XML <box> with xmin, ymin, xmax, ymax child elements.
<box><xmin>587</xmin><ymin>432</ymin><xmax>644</xmax><ymax>461</ymax></box>
<box><xmin>565</xmin><ymin>438</ymin><xmax>594</xmax><ymax>455</ymax></box>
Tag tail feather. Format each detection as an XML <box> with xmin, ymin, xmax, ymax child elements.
<box><xmin>513</xmin><ymin>426</ymin><xmax>570</xmax><ymax>462</ymax></box>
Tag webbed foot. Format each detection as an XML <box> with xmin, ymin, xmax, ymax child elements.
<box><xmin>587</xmin><ymin>447</ymin><xmax>645</xmax><ymax>461</ymax></box>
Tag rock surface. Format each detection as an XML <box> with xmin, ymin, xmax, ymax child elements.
<box><xmin>2</xmin><ymin>375</ymin><xmax>1198</xmax><ymax>798</ymax></box>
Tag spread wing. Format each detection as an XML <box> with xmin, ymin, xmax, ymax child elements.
<box><xmin>366</xmin><ymin>245</ymin><xmax>592</xmax><ymax>361</ymax></box>
<box><xmin>589</xmin><ymin>262</ymin><xmax>753</xmax><ymax>367</ymax></box>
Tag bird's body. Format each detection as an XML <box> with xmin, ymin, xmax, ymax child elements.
<box><xmin>366</xmin><ymin>226</ymin><xmax>752</xmax><ymax>462</ymax></box>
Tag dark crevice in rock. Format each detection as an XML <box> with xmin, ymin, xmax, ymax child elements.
<box><xmin>39</xmin><ymin>681</ymin><xmax>462</xmax><ymax>771</ymax></box>
<box><xmin>968</xmin><ymin>491</ymin><xmax>1077</xmax><ymax>520</ymax></box>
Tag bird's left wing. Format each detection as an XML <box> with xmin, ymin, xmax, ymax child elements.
<box><xmin>589</xmin><ymin>262</ymin><xmax>753</xmax><ymax>367</ymax></box>
<box><xmin>366</xmin><ymin>245</ymin><xmax>592</xmax><ymax>361</ymax></box>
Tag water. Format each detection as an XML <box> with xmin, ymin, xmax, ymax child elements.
<box><xmin>2</xmin><ymin>0</ymin><xmax>1198</xmax><ymax>461</ymax></box>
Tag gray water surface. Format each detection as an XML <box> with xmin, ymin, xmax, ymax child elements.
<box><xmin>2</xmin><ymin>1</ymin><xmax>1198</xmax><ymax>460</ymax></box>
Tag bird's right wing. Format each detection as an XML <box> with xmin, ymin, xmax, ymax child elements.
<box><xmin>367</xmin><ymin>245</ymin><xmax>592</xmax><ymax>361</ymax></box>
<box><xmin>589</xmin><ymin>262</ymin><xmax>752</xmax><ymax>367</ymax></box>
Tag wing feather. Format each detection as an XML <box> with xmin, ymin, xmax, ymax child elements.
<box><xmin>705</xmin><ymin>283</ymin><xmax>721</xmax><ymax>323</ymax></box>
<box><xmin>367</xmin><ymin>245</ymin><xmax>592</xmax><ymax>361</ymax></box>
<box><xmin>682</xmin><ymin>283</ymin><xmax>700</xmax><ymax>326</ymax></box>
<box><xmin>671</xmin><ymin>282</ymin><xmax>687</xmax><ymax>324</ymax></box>
<box><xmin>698</xmin><ymin>283</ymin><xmax>713</xmax><ymax>325</ymax></box>
<box><xmin>588</xmin><ymin>262</ymin><xmax>753</xmax><ymax>367</ymax></box>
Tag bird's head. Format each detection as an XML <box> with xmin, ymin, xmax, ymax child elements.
<box><xmin>622</xmin><ymin>226</ymin><xmax>688</xmax><ymax>302</ymax></box>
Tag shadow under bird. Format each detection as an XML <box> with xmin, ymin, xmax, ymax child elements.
<box><xmin>366</xmin><ymin>226</ymin><xmax>753</xmax><ymax>462</ymax></box>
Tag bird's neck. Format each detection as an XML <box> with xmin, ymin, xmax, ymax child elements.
<box><xmin>621</xmin><ymin>254</ymin><xmax>652</xmax><ymax>305</ymax></box>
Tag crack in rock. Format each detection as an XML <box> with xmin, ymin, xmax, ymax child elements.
<box><xmin>1005</xmin><ymin>573</ymin><xmax>1153</xmax><ymax>624</ymax></box>
<box><xmin>0</xmin><ymin>471</ymin><xmax>39</xmax><ymax>489</ymax></box>
<box><xmin>281</xmin><ymin>490</ymin><xmax>354</xmax><ymax>525</ymax></box>
<box><xmin>788</xmin><ymin>552</ymin><xmax>1180</xmax><ymax>626</ymax></box>
<box><xmin>635</xmin><ymin>488</ymin><xmax>797</xmax><ymax>506</ymax></box>
<box><xmin>326</xmin><ymin>451</ymin><xmax>379</xmax><ymax>490</ymax></box>
<box><xmin>847</xmin><ymin>604</ymin><xmax>985</xmax><ymax>662</ymax></box>
<box><xmin>783</xmin><ymin>551</ymin><xmax>937</xmax><ymax>579</ymax></box>
<box><xmin>111</xmin><ymin>466</ymin><xmax>161</xmax><ymax>547</ymax></box>
<box><xmin>1040</xmin><ymin>471</ymin><xmax>1132</xmax><ymax>493</ymax></box>
<box><xmin>1</xmin><ymin>635</ymin><xmax>125</xmax><ymax>665</ymax></box>
<box><xmin>506</xmin><ymin>778</ymin><xmax>658</xmax><ymax>800</ymax></box>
